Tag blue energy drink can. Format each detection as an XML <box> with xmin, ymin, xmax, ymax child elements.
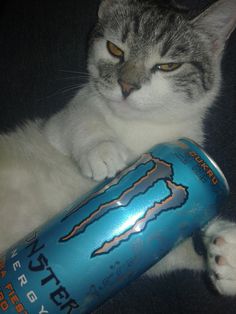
<box><xmin>0</xmin><ymin>138</ymin><xmax>229</xmax><ymax>314</ymax></box>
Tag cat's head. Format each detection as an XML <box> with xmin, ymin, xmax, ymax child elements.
<box><xmin>88</xmin><ymin>0</ymin><xmax>236</xmax><ymax>121</ymax></box>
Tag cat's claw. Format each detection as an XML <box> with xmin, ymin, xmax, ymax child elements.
<box><xmin>204</xmin><ymin>219</ymin><xmax>236</xmax><ymax>296</ymax></box>
<box><xmin>79</xmin><ymin>141</ymin><xmax>131</xmax><ymax>181</ymax></box>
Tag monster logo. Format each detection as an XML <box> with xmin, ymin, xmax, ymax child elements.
<box><xmin>59</xmin><ymin>154</ymin><xmax>188</xmax><ymax>257</ymax></box>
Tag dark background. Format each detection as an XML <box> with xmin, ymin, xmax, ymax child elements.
<box><xmin>0</xmin><ymin>0</ymin><xmax>236</xmax><ymax>313</ymax></box>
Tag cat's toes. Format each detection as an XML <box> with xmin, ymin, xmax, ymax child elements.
<box><xmin>79</xmin><ymin>141</ymin><xmax>131</xmax><ymax>181</ymax></box>
<box><xmin>204</xmin><ymin>219</ymin><xmax>236</xmax><ymax>296</ymax></box>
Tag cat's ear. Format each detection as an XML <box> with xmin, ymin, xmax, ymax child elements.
<box><xmin>98</xmin><ymin>0</ymin><xmax>116</xmax><ymax>19</ymax></box>
<box><xmin>191</xmin><ymin>0</ymin><xmax>236</xmax><ymax>54</ymax></box>
<box><xmin>98</xmin><ymin>0</ymin><xmax>128</xmax><ymax>19</ymax></box>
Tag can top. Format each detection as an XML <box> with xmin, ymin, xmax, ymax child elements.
<box><xmin>179</xmin><ymin>138</ymin><xmax>230</xmax><ymax>194</ymax></box>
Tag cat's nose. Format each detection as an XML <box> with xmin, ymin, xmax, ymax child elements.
<box><xmin>118</xmin><ymin>79</ymin><xmax>141</xmax><ymax>99</ymax></box>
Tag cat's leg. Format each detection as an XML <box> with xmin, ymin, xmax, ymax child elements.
<box><xmin>78</xmin><ymin>141</ymin><xmax>133</xmax><ymax>181</ymax></box>
<box><xmin>44</xmin><ymin>96</ymin><xmax>133</xmax><ymax>182</ymax></box>
<box><xmin>147</xmin><ymin>219</ymin><xmax>236</xmax><ymax>296</ymax></box>
<box><xmin>203</xmin><ymin>219</ymin><xmax>236</xmax><ymax>296</ymax></box>
<box><xmin>146</xmin><ymin>237</ymin><xmax>205</xmax><ymax>277</ymax></box>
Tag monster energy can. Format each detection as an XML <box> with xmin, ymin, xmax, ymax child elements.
<box><xmin>0</xmin><ymin>138</ymin><xmax>229</xmax><ymax>314</ymax></box>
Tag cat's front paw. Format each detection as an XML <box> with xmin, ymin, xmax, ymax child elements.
<box><xmin>79</xmin><ymin>141</ymin><xmax>131</xmax><ymax>181</ymax></box>
<box><xmin>204</xmin><ymin>219</ymin><xmax>236</xmax><ymax>296</ymax></box>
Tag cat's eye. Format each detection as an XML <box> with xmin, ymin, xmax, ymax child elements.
<box><xmin>151</xmin><ymin>63</ymin><xmax>182</xmax><ymax>73</ymax></box>
<box><xmin>107</xmin><ymin>41</ymin><xmax>124</xmax><ymax>60</ymax></box>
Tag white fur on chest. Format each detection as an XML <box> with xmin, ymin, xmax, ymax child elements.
<box><xmin>104</xmin><ymin>113</ymin><xmax>204</xmax><ymax>156</ymax></box>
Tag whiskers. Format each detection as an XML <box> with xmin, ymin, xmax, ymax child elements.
<box><xmin>41</xmin><ymin>69</ymin><xmax>91</xmax><ymax>100</ymax></box>
<box><xmin>58</xmin><ymin>69</ymin><xmax>91</xmax><ymax>81</ymax></box>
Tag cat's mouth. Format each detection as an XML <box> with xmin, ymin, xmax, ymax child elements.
<box><xmin>100</xmin><ymin>90</ymin><xmax>156</xmax><ymax>114</ymax></box>
<box><xmin>92</xmin><ymin>80</ymin><xmax>162</xmax><ymax>115</ymax></box>
<box><xmin>101</xmin><ymin>92</ymin><xmax>160</xmax><ymax>118</ymax></box>
<box><xmin>93</xmin><ymin>81</ymin><xmax>127</xmax><ymax>103</ymax></box>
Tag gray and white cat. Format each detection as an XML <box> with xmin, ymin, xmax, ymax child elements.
<box><xmin>1</xmin><ymin>0</ymin><xmax>236</xmax><ymax>297</ymax></box>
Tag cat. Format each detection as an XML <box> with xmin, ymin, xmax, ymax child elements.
<box><xmin>1</xmin><ymin>0</ymin><xmax>236</xmax><ymax>298</ymax></box>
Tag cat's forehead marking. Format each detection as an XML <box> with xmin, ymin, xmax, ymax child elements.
<box><xmin>122</xmin><ymin>23</ymin><xmax>130</xmax><ymax>43</ymax></box>
<box><xmin>105</xmin><ymin>5</ymin><xmax>190</xmax><ymax>60</ymax></box>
